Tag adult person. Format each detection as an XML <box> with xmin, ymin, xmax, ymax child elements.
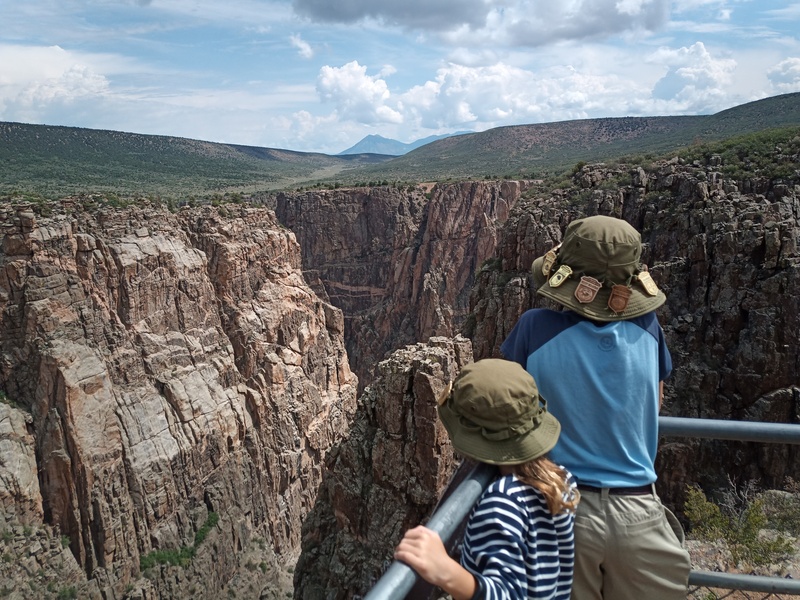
<box><xmin>501</xmin><ymin>215</ymin><xmax>691</xmax><ymax>600</ymax></box>
<box><xmin>394</xmin><ymin>358</ymin><xmax>579</xmax><ymax>600</ymax></box>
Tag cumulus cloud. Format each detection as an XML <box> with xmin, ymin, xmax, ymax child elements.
<box><xmin>309</xmin><ymin>45</ymin><xmax>746</xmax><ymax>147</ymax></box>
<box><xmin>0</xmin><ymin>45</ymin><xmax>117</xmax><ymax>123</ymax></box>
<box><xmin>312</xmin><ymin>41</ymin><xmax>751</xmax><ymax>145</ymax></box>
<box><xmin>292</xmin><ymin>0</ymin><xmax>488</xmax><ymax>30</ymax></box>
<box><xmin>767</xmin><ymin>58</ymin><xmax>800</xmax><ymax>93</ymax></box>
<box><xmin>17</xmin><ymin>65</ymin><xmax>110</xmax><ymax>105</ymax></box>
<box><xmin>649</xmin><ymin>42</ymin><xmax>736</xmax><ymax>111</ymax></box>
<box><xmin>294</xmin><ymin>0</ymin><xmax>670</xmax><ymax>45</ymax></box>
<box><xmin>290</xmin><ymin>34</ymin><xmax>314</xmax><ymax>58</ymax></box>
<box><xmin>494</xmin><ymin>0</ymin><xmax>670</xmax><ymax>47</ymax></box>
<box><xmin>316</xmin><ymin>61</ymin><xmax>403</xmax><ymax>124</ymax></box>
<box><xmin>399</xmin><ymin>61</ymin><xmax>648</xmax><ymax>131</ymax></box>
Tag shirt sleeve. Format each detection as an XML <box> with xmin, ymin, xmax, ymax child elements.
<box><xmin>461</xmin><ymin>487</ymin><xmax>529</xmax><ymax>600</ymax></box>
<box><xmin>500</xmin><ymin>311</ymin><xmax>531</xmax><ymax>367</ymax></box>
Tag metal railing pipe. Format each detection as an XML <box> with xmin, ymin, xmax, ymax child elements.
<box><xmin>364</xmin><ymin>417</ymin><xmax>800</xmax><ymax>600</ymax></box>
<box><xmin>689</xmin><ymin>570</ymin><xmax>800</xmax><ymax>594</ymax></box>
<box><xmin>659</xmin><ymin>416</ymin><xmax>800</xmax><ymax>444</ymax></box>
<box><xmin>364</xmin><ymin>463</ymin><xmax>497</xmax><ymax>600</ymax></box>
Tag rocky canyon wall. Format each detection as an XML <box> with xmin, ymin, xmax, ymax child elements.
<box><xmin>2</xmin><ymin>150</ymin><xmax>799</xmax><ymax>600</ymax></box>
<box><xmin>294</xmin><ymin>335</ymin><xmax>473</xmax><ymax>600</ymax></box>
<box><xmin>280</xmin><ymin>161</ymin><xmax>799</xmax><ymax>597</ymax></box>
<box><xmin>274</xmin><ymin>181</ymin><xmax>526</xmax><ymax>390</ymax></box>
<box><xmin>0</xmin><ymin>203</ymin><xmax>356</xmax><ymax>599</ymax></box>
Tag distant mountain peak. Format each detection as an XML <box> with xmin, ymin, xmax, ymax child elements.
<box><xmin>338</xmin><ymin>132</ymin><xmax>470</xmax><ymax>156</ymax></box>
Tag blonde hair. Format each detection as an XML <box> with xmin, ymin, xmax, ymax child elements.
<box><xmin>510</xmin><ymin>456</ymin><xmax>580</xmax><ymax>515</ymax></box>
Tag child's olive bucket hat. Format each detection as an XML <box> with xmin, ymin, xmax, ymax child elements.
<box><xmin>437</xmin><ymin>359</ymin><xmax>560</xmax><ymax>466</ymax></box>
<box><xmin>531</xmin><ymin>215</ymin><xmax>666</xmax><ymax>322</ymax></box>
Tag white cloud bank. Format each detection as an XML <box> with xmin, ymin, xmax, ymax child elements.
<box><xmin>768</xmin><ymin>58</ymin><xmax>800</xmax><ymax>93</ymax></box>
<box><xmin>1</xmin><ymin>0</ymin><xmax>799</xmax><ymax>153</ymax></box>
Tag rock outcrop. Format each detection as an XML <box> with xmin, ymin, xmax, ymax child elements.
<box><xmin>275</xmin><ymin>181</ymin><xmax>525</xmax><ymax>390</ymax></box>
<box><xmin>2</xmin><ymin>145</ymin><xmax>799</xmax><ymax>599</ymax></box>
<box><xmin>0</xmin><ymin>204</ymin><xmax>356</xmax><ymax>598</ymax></box>
<box><xmin>294</xmin><ymin>335</ymin><xmax>473</xmax><ymax>599</ymax></box>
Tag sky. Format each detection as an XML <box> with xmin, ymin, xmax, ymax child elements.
<box><xmin>1</xmin><ymin>1</ymin><xmax>800</xmax><ymax>155</ymax></box>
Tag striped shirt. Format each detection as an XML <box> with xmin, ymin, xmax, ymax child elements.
<box><xmin>461</xmin><ymin>473</ymin><xmax>576</xmax><ymax>600</ymax></box>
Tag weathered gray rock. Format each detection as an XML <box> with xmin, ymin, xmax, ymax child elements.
<box><xmin>0</xmin><ymin>203</ymin><xmax>356</xmax><ymax>598</ymax></box>
<box><xmin>275</xmin><ymin>181</ymin><xmax>524</xmax><ymax>390</ymax></box>
<box><xmin>294</xmin><ymin>335</ymin><xmax>473</xmax><ymax>599</ymax></box>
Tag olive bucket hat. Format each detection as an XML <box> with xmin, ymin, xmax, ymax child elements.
<box><xmin>437</xmin><ymin>359</ymin><xmax>560</xmax><ymax>466</ymax></box>
<box><xmin>531</xmin><ymin>215</ymin><xmax>666</xmax><ymax>321</ymax></box>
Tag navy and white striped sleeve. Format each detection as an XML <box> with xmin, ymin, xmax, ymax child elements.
<box><xmin>461</xmin><ymin>481</ymin><xmax>529</xmax><ymax>600</ymax></box>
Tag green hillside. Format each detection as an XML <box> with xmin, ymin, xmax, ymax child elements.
<box><xmin>2</xmin><ymin>92</ymin><xmax>800</xmax><ymax>200</ymax></box>
<box><xmin>0</xmin><ymin>123</ymin><xmax>392</xmax><ymax>200</ymax></box>
<box><xmin>353</xmin><ymin>92</ymin><xmax>800</xmax><ymax>181</ymax></box>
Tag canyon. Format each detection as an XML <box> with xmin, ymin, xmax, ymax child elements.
<box><xmin>1</xmin><ymin>148</ymin><xmax>799</xmax><ymax>598</ymax></box>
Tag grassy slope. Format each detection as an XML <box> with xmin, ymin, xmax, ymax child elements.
<box><xmin>0</xmin><ymin>123</ymin><xmax>392</xmax><ymax>199</ymax></box>
<box><xmin>2</xmin><ymin>92</ymin><xmax>799</xmax><ymax>199</ymax></box>
<box><xmin>354</xmin><ymin>92</ymin><xmax>800</xmax><ymax>182</ymax></box>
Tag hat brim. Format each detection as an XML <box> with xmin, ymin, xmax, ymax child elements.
<box><xmin>438</xmin><ymin>402</ymin><xmax>561</xmax><ymax>466</ymax></box>
<box><xmin>531</xmin><ymin>255</ymin><xmax>666</xmax><ymax>322</ymax></box>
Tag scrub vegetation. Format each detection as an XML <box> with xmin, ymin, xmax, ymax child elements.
<box><xmin>2</xmin><ymin>92</ymin><xmax>799</xmax><ymax>202</ymax></box>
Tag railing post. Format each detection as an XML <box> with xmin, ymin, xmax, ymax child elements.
<box><xmin>363</xmin><ymin>463</ymin><xmax>497</xmax><ymax>600</ymax></box>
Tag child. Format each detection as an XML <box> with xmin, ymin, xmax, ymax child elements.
<box><xmin>502</xmin><ymin>215</ymin><xmax>690</xmax><ymax>599</ymax></box>
<box><xmin>394</xmin><ymin>358</ymin><xmax>579</xmax><ymax>600</ymax></box>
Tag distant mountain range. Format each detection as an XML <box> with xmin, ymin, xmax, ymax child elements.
<box><xmin>338</xmin><ymin>132</ymin><xmax>471</xmax><ymax>156</ymax></box>
<box><xmin>3</xmin><ymin>91</ymin><xmax>800</xmax><ymax>199</ymax></box>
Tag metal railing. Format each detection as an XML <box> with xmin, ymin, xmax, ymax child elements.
<box><xmin>365</xmin><ymin>416</ymin><xmax>800</xmax><ymax>600</ymax></box>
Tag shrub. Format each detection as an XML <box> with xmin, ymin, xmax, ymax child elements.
<box><xmin>139</xmin><ymin>546</ymin><xmax>195</xmax><ymax>570</ymax></box>
<box><xmin>571</xmin><ymin>161</ymin><xmax>587</xmax><ymax>175</ymax></box>
<box><xmin>56</xmin><ymin>588</ymin><xmax>77</xmax><ymax>600</ymax></box>
<box><xmin>685</xmin><ymin>483</ymin><xmax>795</xmax><ymax>567</ymax></box>
<box><xmin>194</xmin><ymin>512</ymin><xmax>219</xmax><ymax>546</ymax></box>
<box><xmin>140</xmin><ymin>511</ymin><xmax>219</xmax><ymax>571</ymax></box>
<box><xmin>758</xmin><ymin>478</ymin><xmax>800</xmax><ymax>536</ymax></box>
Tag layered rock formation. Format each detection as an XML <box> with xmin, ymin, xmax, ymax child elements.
<box><xmin>275</xmin><ymin>181</ymin><xmax>526</xmax><ymax>389</ymax></box>
<box><xmin>294</xmin><ymin>335</ymin><xmax>473</xmax><ymax>599</ymax></box>
<box><xmin>2</xmin><ymin>147</ymin><xmax>799</xmax><ymax>599</ymax></box>
<box><xmin>0</xmin><ymin>203</ymin><xmax>356</xmax><ymax>598</ymax></box>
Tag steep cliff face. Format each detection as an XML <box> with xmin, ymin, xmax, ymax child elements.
<box><xmin>3</xmin><ymin>151</ymin><xmax>799</xmax><ymax>598</ymax></box>
<box><xmin>0</xmin><ymin>204</ymin><xmax>356</xmax><ymax>598</ymax></box>
<box><xmin>294</xmin><ymin>335</ymin><xmax>473</xmax><ymax>599</ymax></box>
<box><xmin>283</xmin><ymin>159</ymin><xmax>800</xmax><ymax>598</ymax></box>
<box><xmin>275</xmin><ymin>181</ymin><xmax>525</xmax><ymax>390</ymax></box>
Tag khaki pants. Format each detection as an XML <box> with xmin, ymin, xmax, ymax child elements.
<box><xmin>571</xmin><ymin>487</ymin><xmax>691</xmax><ymax>600</ymax></box>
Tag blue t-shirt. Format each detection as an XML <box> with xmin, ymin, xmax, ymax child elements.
<box><xmin>462</xmin><ymin>473</ymin><xmax>576</xmax><ymax>600</ymax></box>
<box><xmin>501</xmin><ymin>309</ymin><xmax>671</xmax><ymax>487</ymax></box>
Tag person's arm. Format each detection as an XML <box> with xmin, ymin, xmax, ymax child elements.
<box><xmin>394</xmin><ymin>525</ymin><xmax>477</xmax><ymax>600</ymax></box>
<box><xmin>659</xmin><ymin>380</ymin><xmax>664</xmax><ymax>411</ymax></box>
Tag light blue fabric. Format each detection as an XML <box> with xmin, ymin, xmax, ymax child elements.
<box><xmin>501</xmin><ymin>309</ymin><xmax>671</xmax><ymax>488</ymax></box>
